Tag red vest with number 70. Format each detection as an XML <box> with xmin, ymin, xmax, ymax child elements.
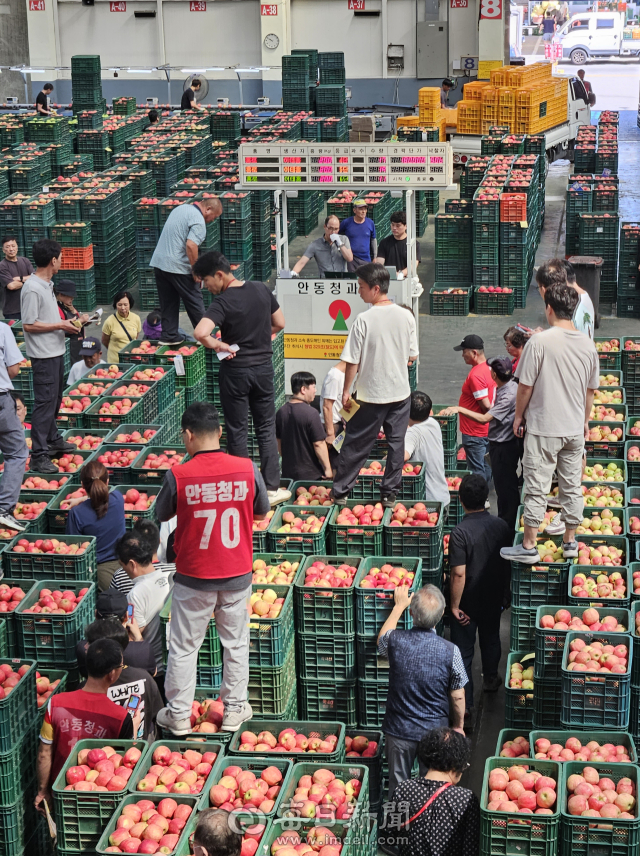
<box><xmin>172</xmin><ymin>451</ymin><xmax>255</xmax><ymax>579</ymax></box>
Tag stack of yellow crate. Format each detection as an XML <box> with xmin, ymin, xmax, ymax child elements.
<box><xmin>498</xmin><ymin>88</ymin><xmax>516</xmax><ymax>131</ymax></box>
<box><xmin>457</xmin><ymin>101</ymin><xmax>482</xmax><ymax>135</ymax></box>
<box><xmin>481</xmin><ymin>87</ymin><xmax>499</xmax><ymax>134</ymax></box>
<box><xmin>515</xmin><ymin>76</ymin><xmax>568</xmax><ymax>134</ymax></box>
<box><xmin>463</xmin><ymin>81</ymin><xmax>490</xmax><ymax>101</ymax></box>
<box><xmin>418</xmin><ymin>87</ymin><xmax>441</xmax><ymax>124</ymax></box>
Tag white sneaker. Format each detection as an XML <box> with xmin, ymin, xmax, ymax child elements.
<box><xmin>222</xmin><ymin>702</ymin><xmax>253</xmax><ymax>732</ymax></box>
<box><xmin>545</xmin><ymin>513</ymin><xmax>566</xmax><ymax>535</ymax></box>
<box><xmin>267</xmin><ymin>488</ymin><xmax>291</xmax><ymax>506</ymax></box>
<box><xmin>0</xmin><ymin>514</ymin><xmax>25</xmax><ymax>533</ymax></box>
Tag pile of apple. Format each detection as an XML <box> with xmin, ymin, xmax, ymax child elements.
<box><xmin>238</xmin><ymin>727</ymin><xmax>339</xmax><ymax>755</ymax></box>
<box><xmin>188</xmin><ymin>697</ymin><xmax>224</xmax><ymax>734</ymax></box>
<box><xmin>284</xmin><ymin>768</ymin><xmax>362</xmax><ymax>821</ymax></box>
<box><xmin>293</xmin><ymin>486</ymin><xmax>332</xmax><ymax>507</ymax></box>
<box><xmin>628</xmin><ymin>446</ymin><xmax>640</xmax><ymax>464</ymax></box>
<box><xmin>90</xmin><ymin>366</ymin><xmax>127</xmax><ymax>379</ymax></box>
<box><xmin>21</xmin><ymin>585</ymin><xmax>88</xmax><ymax>615</ymax></box>
<box><xmin>590</xmin><ymin>406</ymin><xmax>624</xmax><ymax>423</ymax></box>
<box><xmin>253</xmin><ymin>510</ymin><xmax>274</xmax><ymax>532</ymax></box>
<box><xmin>571</xmin><ymin>570</ymin><xmax>626</xmax><ymax>599</ymax></box>
<box><xmin>105</xmin><ymin>798</ymin><xmax>193</xmax><ymax>853</ymax></box>
<box><xmin>434</xmin><ymin>288</ymin><xmax>467</xmax><ymax>296</ymax></box>
<box><xmin>0</xmin><ymin>523</ymin><xmax>18</xmax><ymax>540</ymax></box>
<box><xmin>270</xmin><ymin>826</ymin><xmax>344</xmax><ymax>856</ymax></box>
<box><xmin>624</xmin><ymin>340</ymin><xmax>639</xmax><ymax>351</ymax></box>
<box><xmin>447</xmin><ymin>475</ymin><xmax>462</xmax><ymax>491</ymax></box>
<box><xmin>541</xmin><ymin>608</ymin><xmax>626</xmax><ymax>633</ymax></box>
<box><xmin>68</xmin><ymin>382</ymin><xmax>112</xmax><ymax>397</ymax></box>
<box><xmin>275</xmin><ymin>511</ymin><xmax>325</xmax><ymax>535</ymax></box>
<box><xmin>65</xmin><ymin>745</ymin><xmax>143</xmax><ymax>793</ymax></box>
<box><xmin>59</xmin><ymin>488</ymin><xmax>86</xmax><ymax>510</ymax></box>
<box><xmin>131</xmin><ymin>368</ymin><xmax>167</xmax><ymax>382</ymax></box>
<box><xmin>98</xmin><ymin>448</ymin><xmax>140</xmax><ymax>469</ymax></box>
<box><xmin>444</xmin><ymin>533</ymin><xmax>450</xmax><ymax>556</ymax></box>
<box><xmin>499</xmin><ymin>736</ymin><xmax>530</xmax><ymax>758</ymax></box>
<box><xmin>209</xmin><ymin>764</ymin><xmax>283</xmax><ymax>814</ymax></box>
<box><xmin>486</xmin><ymin>764</ymin><xmax>557</xmax><ymax>814</ymax></box>
<box><xmin>532</xmin><ymin>736</ymin><xmax>633</xmax><ymax>763</ymax></box>
<box><xmin>566</xmin><ymin>768</ymin><xmax>636</xmax><ymax>819</ymax></box>
<box><xmin>13</xmin><ymin>500</ymin><xmax>47</xmax><ymax>520</ymax></box>
<box><xmin>50</xmin><ymin>453</ymin><xmax>86</xmax><ymax>473</ymax></box>
<box><xmin>114</xmin><ymin>430</ymin><xmax>157</xmax><ymax>445</ymax></box>
<box><xmin>509</xmin><ymin>659</ymin><xmax>534</xmax><ymax>690</ymax></box>
<box><xmin>583</xmin><ymin>463</ymin><xmax>624</xmax><ymax>483</ymax></box>
<box><xmin>634</xmin><ymin>570</ymin><xmax>640</xmax><ymax>597</ymax></box>
<box><xmin>588</xmin><ymin>425</ymin><xmax>623</xmax><ymax>443</ymax></box>
<box><xmin>597</xmin><ymin>339</ymin><xmax>620</xmax><ymax>354</ymax></box>
<box><xmin>35</xmin><ymin>671</ymin><xmax>62</xmax><ymax>709</ymax></box>
<box><xmin>574</xmin><ymin>541</ymin><xmax>625</xmax><ymax>567</ymax></box>
<box><xmin>112</xmin><ymin>384</ymin><xmax>152</xmax><ymax>398</ymax></box>
<box><xmin>60</xmin><ymin>395</ymin><xmax>92</xmax><ymax>415</ymax></box>
<box><xmin>99</xmin><ymin>400</ymin><xmax>135</xmax><ymax>417</ymax></box>
<box><xmin>345</xmin><ymin>735</ymin><xmax>379</xmax><ymax>757</ymax></box>
<box><xmin>359</xmin><ymin>564</ymin><xmax>414</xmax><ymax>589</ymax></box>
<box><xmin>576</xmin><ymin>510</ymin><xmax>622</xmax><ymax>536</ymax></box>
<box><xmin>252</xmin><ymin>559</ymin><xmax>299</xmax><ymax>585</ymax></box>
<box><xmin>599</xmin><ymin>374</ymin><xmax>621</xmax><ymax>387</ymax></box>
<box><xmin>136</xmin><ymin>744</ymin><xmax>218</xmax><ymax>794</ymax></box>
<box><xmin>66</xmin><ymin>434</ymin><xmax>105</xmax><ymax>450</ymax></box>
<box><xmin>566</xmin><ymin>637</ymin><xmax>629</xmax><ymax>675</ymax></box>
<box><xmin>388</xmin><ymin>503</ymin><xmax>439</xmax><ymax>528</ymax></box>
<box><xmin>594</xmin><ymin>389</ymin><xmax>623</xmax><ymax>405</ymax></box>
<box><xmin>335</xmin><ymin>504</ymin><xmax>384</xmax><ymax>529</ymax></box>
<box><xmin>250</xmin><ymin>589</ymin><xmax>285</xmax><ymax>619</ymax></box>
<box><xmin>161</xmin><ymin>346</ymin><xmax>198</xmax><ymax>358</ymax></box>
<box><xmin>11</xmin><ymin>538</ymin><xmax>90</xmax><ymax>555</ymax></box>
<box><xmin>137</xmin><ymin>449</ymin><xmax>186</xmax><ymax>472</ymax></box>
<box><xmin>302</xmin><ymin>560</ymin><xmax>358</xmax><ymax>588</ymax></box>
<box><xmin>22</xmin><ymin>475</ymin><xmax>69</xmax><ymax>490</ymax></box>
<box><xmin>477</xmin><ymin>286</ymin><xmax>513</xmax><ymax>294</ymax></box>
<box><xmin>122</xmin><ymin>489</ymin><xmax>156</xmax><ymax>512</ymax></box>
<box><xmin>580</xmin><ymin>485</ymin><xmax>624</xmax><ymax>508</ymax></box>
<box><xmin>0</xmin><ymin>583</ymin><xmax>26</xmax><ymax>612</ymax></box>
<box><xmin>0</xmin><ymin>662</ymin><xmax>31</xmax><ymax>699</ymax></box>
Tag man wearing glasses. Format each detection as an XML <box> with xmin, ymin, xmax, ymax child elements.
<box><xmin>339</xmin><ymin>199</ymin><xmax>377</xmax><ymax>271</ymax></box>
<box><xmin>35</xmin><ymin>638</ymin><xmax>134</xmax><ymax>815</ymax></box>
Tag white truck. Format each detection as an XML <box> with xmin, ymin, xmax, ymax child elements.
<box><xmin>554</xmin><ymin>11</ymin><xmax>637</xmax><ymax>65</ymax></box>
<box><xmin>450</xmin><ymin>76</ymin><xmax>591</xmax><ymax>167</ymax></box>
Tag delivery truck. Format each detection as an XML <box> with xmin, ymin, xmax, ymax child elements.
<box><xmin>554</xmin><ymin>11</ymin><xmax>639</xmax><ymax>64</ymax></box>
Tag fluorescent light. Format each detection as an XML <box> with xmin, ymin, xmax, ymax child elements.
<box><xmin>181</xmin><ymin>68</ymin><xmax>207</xmax><ymax>73</ymax></box>
<box><xmin>235</xmin><ymin>68</ymin><xmax>260</xmax><ymax>73</ymax></box>
<box><xmin>254</xmin><ymin>66</ymin><xmax>270</xmax><ymax>71</ymax></box>
<box><xmin>127</xmin><ymin>68</ymin><xmax>154</xmax><ymax>73</ymax></box>
<box><xmin>11</xmin><ymin>67</ymin><xmax>45</xmax><ymax>73</ymax></box>
<box><xmin>207</xmin><ymin>67</ymin><xmax>225</xmax><ymax>71</ymax></box>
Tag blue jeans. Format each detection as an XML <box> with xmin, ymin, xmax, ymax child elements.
<box><xmin>461</xmin><ymin>433</ymin><xmax>491</xmax><ymax>483</ymax></box>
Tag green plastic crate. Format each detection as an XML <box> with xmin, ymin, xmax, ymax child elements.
<box><xmin>561</xmin><ymin>630</ymin><xmax>632</xmax><ymax>729</ymax></box>
<box><xmin>105</xmin><ymin>423</ymin><xmax>163</xmax><ymax>445</ymax></box>
<box><xmin>0</xmin><ymin>578</ymin><xmax>37</xmax><ymax>655</ymax></box>
<box><xmin>267</xmin><ymin>505</ymin><xmax>330</xmax><ymax>555</ymax></box>
<box><xmin>505</xmin><ymin>651</ymin><xmax>535</xmax><ymax>729</ymax></box>
<box><xmin>155</xmin><ymin>343</ymin><xmax>205</xmax><ymax>388</ymax></box>
<box><xmin>382</xmin><ymin>501</ymin><xmax>443</xmax><ymax>570</ymax></box>
<box><xmin>509</xmin><ymin>534</ymin><xmax>570</xmax><ymax>608</ymax></box>
<box><xmin>94</xmin><ymin>792</ymin><xmax>198</xmax><ymax>856</ymax></box>
<box><xmin>354</xmin><ymin>557</ymin><xmax>422</xmax><ymax>636</ymax></box>
<box><xmin>3</xmin><ymin>534</ymin><xmax>97</xmax><ymax>582</ymax></box>
<box><xmin>432</xmin><ymin>406</ymin><xmax>458</xmax><ymax>453</ymax></box>
<box><xmin>327</xmin><ymin>502</ymin><xmax>388</xmax><ymax>557</ymax></box>
<box><xmin>473</xmin><ymin>287</ymin><xmax>516</xmax><ymax>315</ymax></box>
<box><xmin>259</xmin><ymin>820</ymin><xmax>357</xmax><ymax>856</ymax></box>
<box><xmin>528</xmin><ymin>729</ymin><xmax>637</xmax><ymax>763</ymax></box>
<box><xmin>479</xmin><ymin>757</ymin><xmax>560</xmax><ymax>856</ymax></box>
<box><xmin>201</xmin><ymin>753</ymin><xmax>294</xmax><ymax>817</ymax></box>
<box><xmin>83</xmin><ymin>394</ymin><xmax>146</xmax><ymax>430</ymax></box>
<box><xmin>355</xmin><ymin>635</ymin><xmax>390</xmax><ymax>682</ymax></box>
<box><xmin>429</xmin><ymin>285</ymin><xmax>472</xmax><ymax>316</ymax></box>
<box><xmin>248</xmin><ymin>582</ymin><xmax>295</xmax><ymax>668</ymax></box>
<box><xmin>560</xmin><ymin>761</ymin><xmax>640</xmax><ymax>856</ymax></box>
<box><xmin>0</xmin><ymin>659</ymin><xmax>36</xmax><ymax>753</ymax></box>
<box><xmin>14</xmin><ymin>579</ymin><xmax>95</xmax><ymax>664</ymax></box>
<box><xmin>160</xmin><ymin>594</ymin><xmax>222</xmax><ymax>669</ymax></box>
<box><xmin>567</xmin><ymin>564</ymin><xmax>630</xmax><ymax>609</ymax></box>
<box><xmin>277</xmin><ymin>760</ymin><xmax>369</xmax><ymax>821</ymax></box>
<box><xmin>510</xmin><ymin>605</ymin><xmax>537</xmax><ymax>652</ymax></box>
<box><xmin>52</xmin><ymin>737</ymin><xmax>150</xmax><ymax>851</ymax></box>
<box><xmin>227</xmin><ymin>718</ymin><xmax>346</xmax><ymax>762</ymax></box>
<box><xmin>297</xmin><ymin>633</ymin><xmax>356</xmax><ymax>680</ymax></box>
<box><xmin>348</xmin><ymin>460</ymin><xmax>426</xmax><ymax>502</ymax></box>
<box><xmin>356</xmin><ymin>678</ymin><xmax>388</xmax><ymax>727</ymax></box>
<box><xmin>127</xmin><ymin>737</ymin><xmax>225</xmax><ymax>794</ymax></box>
<box><xmin>299</xmin><ymin>678</ymin><xmax>357</xmax><ymax>727</ymax></box>
<box><xmin>0</xmin><ymin>712</ymin><xmax>38</xmax><ymax>807</ymax></box>
<box><xmin>130</xmin><ymin>445</ymin><xmax>187</xmax><ymax>486</ymax></box>
<box><xmin>294</xmin><ymin>555</ymin><xmax>363</xmax><ymax>635</ymax></box>
<box><xmin>248</xmin><ymin>638</ymin><xmax>296</xmax><ymax>715</ymax></box>
<box><xmin>112</xmin><ymin>484</ymin><xmax>161</xmax><ymax>528</ymax></box>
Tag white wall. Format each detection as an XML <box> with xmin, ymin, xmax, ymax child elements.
<box><xmin>163</xmin><ymin>1</ymin><xmax>261</xmax><ymax>67</ymax></box>
<box><xmin>58</xmin><ymin>1</ymin><xmax>160</xmax><ymax>67</ymax></box>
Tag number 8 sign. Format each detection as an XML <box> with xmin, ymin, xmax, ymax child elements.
<box><xmin>480</xmin><ymin>0</ymin><xmax>501</xmax><ymax>18</ymax></box>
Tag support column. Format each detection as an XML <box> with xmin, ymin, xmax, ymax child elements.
<box><xmin>26</xmin><ymin>0</ymin><xmax>58</xmax><ymax>94</ymax></box>
<box><xmin>260</xmin><ymin>0</ymin><xmax>291</xmax><ymax>103</ymax></box>
<box><xmin>478</xmin><ymin>0</ymin><xmax>506</xmax><ymax>80</ymax></box>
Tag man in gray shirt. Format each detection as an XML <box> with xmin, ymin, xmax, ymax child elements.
<box><xmin>0</xmin><ymin>321</ymin><xmax>29</xmax><ymax>531</ymax></box>
<box><xmin>440</xmin><ymin>356</ymin><xmax>519</xmax><ymax>529</ymax></box>
<box><xmin>150</xmin><ymin>196</ymin><xmax>222</xmax><ymax>346</ymax></box>
<box><xmin>21</xmin><ymin>239</ymin><xmax>78</xmax><ymax>473</ymax></box>
<box><xmin>291</xmin><ymin>215</ymin><xmax>353</xmax><ymax>276</ymax></box>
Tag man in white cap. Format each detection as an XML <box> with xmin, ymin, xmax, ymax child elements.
<box><xmin>339</xmin><ymin>200</ymin><xmax>377</xmax><ymax>271</ymax></box>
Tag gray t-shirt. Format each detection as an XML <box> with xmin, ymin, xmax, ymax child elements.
<box><xmin>21</xmin><ymin>274</ymin><xmax>65</xmax><ymax>359</ymax></box>
<box><xmin>488</xmin><ymin>381</ymin><xmax>517</xmax><ymax>443</ymax></box>
<box><xmin>150</xmin><ymin>203</ymin><xmax>206</xmax><ymax>275</ymax></box>
<box><xmin>0</xmin><ymin>322</ymin><xmax>23</xmax><ymax>392</ymax></box>
<box><xmin>404</xmin><ymin>418</ymin><xmax>450</xmax><ymax>508</ymax></box>
<box><xmin>302</xmin><ymin>235</ymin><xmax>351</xmax><ymax>275</ymax></box>
<box><xmin>515</xmin><ymin>326</ymin><xmax>599</xmax><ymax>437</ymax></box>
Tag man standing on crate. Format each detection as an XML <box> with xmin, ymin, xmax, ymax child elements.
<box><xmin>501</xmin><ymin>283</ymin><xmax>599</xmax><ymax>566</ymax></box>
<box><xmin>150</xmin><ymin>194</ymin><xmax>222</xmax><ymax>347</ymax></box>
<box><xmin>339</xmin><ymin>199</ymin><xmax>377</xmax><ymax>271</ymax></box>
<box><xmin>0</xmin><ymin>318</ymin><xmax>29</xmax><ymax>532</ymax></box>
<box><xmin>291</xmin><ymin>215</ymin><xmax>353</xmax><ymax>276</ymax></box>
<box><xmin>452</xmin><ymin>335</ymin><xmax>496</xmax><ymax>485</ymax></box>
<box><xmin>155</xmin><ymin>401</ymin><xmax>271</xmax><ymax>735</ymax></box>
<box><xmin>192</xmin><ymin>251</ymin><xmax>291</xmax><ymax>506</ymax></box>
<box><xmin>21</xmin><ymin>239</ymin><xmax>79</xmax><ymax>475</ymax></box>
<box><xmin>0</xmin><ymin>235</ymin><xmax>33</xmax><ymax>320</ymax></box>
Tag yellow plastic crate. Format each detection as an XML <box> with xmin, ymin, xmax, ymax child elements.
<box><xmin>463</xmin><ymin>81</ymin><xmax>489</xmax><ymax>101</ymax></box>
<box><xmin>418</xmin><ymin>87</ymin><xmax>440</xmax><ymax>108</ymax></box>
<box><xmin>418</xmin><ymin>106</ymin><xmax>441</xmax><ymax>124</ymax></box>
<box><xmin>396</xmin><ymin>115</ymin><xmax>420</xmax><ymax>127</ymax></box>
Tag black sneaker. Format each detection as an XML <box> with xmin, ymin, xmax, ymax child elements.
<box><xmin>30</xmin><ymin>456</ymin><xmax>58</xmax><ymax>474</ymax></box>
<box><xmin>48</xmin><ymin>440</ymin><xmax>77</xmax><ymax>454</ymax></box>
<box><xmin>331</xmin><ymin>492</ymin><xmax>347</xmax><ymax>506</ymax></box>
<box><xmin>159</xmin><ymin>336</ymin><xmax>186</xmax><ymax>346</ymax></box>
<box><xmin>381</xmin><ymin>493</ymin><xmax>397</xmax><ymax>509</ymax></box>
<box><xmin>0</xmin><ymin>513</ymin><xmax>25</xmax><ymax>532</ymax></box>
<box><xmin>483</xmin><ymin>675</ymin><xmax>503</xmax><ymax>693</ymax></box>
<box><xmin>464</xmin><ymin>708</ymin><xmax>475</xmax><ymax>731</ymax></box>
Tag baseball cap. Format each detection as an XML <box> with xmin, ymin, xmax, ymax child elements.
<box><xmin>78</xmin><ymin>337</ymin><xmax>101</xmax><ymax>357</ymax></box>
<box><xmin>54</xmin><ymin>279</ymin><xmax>77</xmax><ymax>297</ymax></box>
<box><xmin>96</xmin><ymin>590</ymin><xmax>127</xmax><ymax>618</ymax></box>
<box><xmin>487</xmin><ymin>355</ymin><xmax>514</xmax><ymax>381</ymax></box>
<box><xmin>453</xmin><ymin>335</ymin><xmax>485</xmax><ymax>352</ymax></box>
<box><xmin>353</xmin><ymin>199</ymin><xmax>368</xmax><ymax>207</ymax></box>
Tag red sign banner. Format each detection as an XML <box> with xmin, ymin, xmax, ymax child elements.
<box><xmin>348</xmin><ymin>0</ymin><xmax>365</xmax><ymax>8</ymax></box>
<box><xmin>479</xmin><ymin>0</ymin><xmax>501</xmax><ymax>18</ymax></box>
<box><xmin>260</xmin><ymin>3</ymin><xmax>277</xmax><ymax>13</ymax></box>
<box><xmin>189</xmin><ymin>1</ymin><xmax>206</xmax><ymax>10</ymax></box>
<box><xmin>450</xmin><ymin>0</ymin><xmax>468</xmax><ymax>8</ymax></box>
<box><xmin>28</xmin><ymin>1</ymin><xmax>45</xmax><ymax>11</ymax></box>
<box><xmin>110</xmin><ymin>2</ymin><xmax>126</xmax><ymax>11</ymax></box>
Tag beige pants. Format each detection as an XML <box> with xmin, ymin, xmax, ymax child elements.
<box><xmin>522</xmin><ymin>433</ymin><xmax>584</xmax><ymax>529</ymax></box>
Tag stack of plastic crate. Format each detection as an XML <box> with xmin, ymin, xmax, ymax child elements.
<box><xmin>578</xmin><ymin>211</ymin><xmax>620</xmax><ymax>307</ymax></box>
<box><xmin>81</xmin><ymin>184</ymin><xmax>126</xmax><ymax>303</ymax></box>
<box><xmin>252</xmin><ymin>190</ymin><xmax>272</xmax><ymax>282</ymax></box>
<box><xmin>434</xmin><ymin>212</ymin><xmax>473</xmax><ymax>284</ymax></box>
<box><xmin>220</xmin><ymin>191</ymin><xmax>253</xmax><ymax>279</ymax></box>
<box><xmin>596</xmin><ymin>112</ymin><xmax>619</xmax><ymax>174</ymax></box>
<box><xmin>113</xmin><ymin>96</ymin><xmax>137</xmax><ymax>116</ymax></box>
<box><xmin>286</xmin><ymin>191</ymin><xmax>320</xmax><ymax>236</ymax></box>
<box><xmin>0</xmin><ymin>193</ymin><xmax>29</xmax><ymax>256</ymax></box>
<box><xmin>316</xmin><ymin>53</ymin><xmax>346</xmax><ymax>117</ymax></box>
<box><xmin>282</xmin><ymin>54</ymin><xmax>312</xmax><ymax>113</ymax></box>
<box><xmin>211</xmin><ymin>110</ymin><xmax>242</xmax><ymax>142</ymax></box>
<box><xmin>134</xmin><ymin>197</ymin><xmax>161</xmax><ymax>310</ymax></box>
<box><xmin>52</xmin><ymin>221</ymin><xmax>96</xmax><ymax>313</ymax></box>
<box><xmin>619</xmin><ymin>222</ymin><xmax>640</xmax><ymax>311</ymax></box>
<box><xmin>71</xmin><ymin>54</ymin><xmax>105</xmax><ymax>115</ymax></box>
<box><xmin>473</xmin><ymin>184</ymin><xmax>500</xmax><ymax>292</ymax></box>
<box><xmin>565</xmin><ymin>179</ymin><xmax>593</xmax><ymax>257</ymax></box>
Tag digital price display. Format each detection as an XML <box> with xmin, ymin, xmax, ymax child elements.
<box><xmin>238</xmin><ymin>143</ymin><xmax>452</xmax><ymax>188</ymax></box>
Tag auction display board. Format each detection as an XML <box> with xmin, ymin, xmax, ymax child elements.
<box><xmin>238</xmin><ymin>142</ymin><xmax>453</xmax><ymax>188</ymax></box>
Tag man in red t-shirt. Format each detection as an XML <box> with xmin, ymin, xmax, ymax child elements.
<box><xmin>35</xmin><ymin>638</ymin><xmax>134</xmax><ymax>814</ymax></box>
<box><xmin>155</xmin><ymin>402</ymin><xmax>270</xmax><ymax>737</ymax></box>
<box><xmin>453</xmin><ymin>335</ymin><xmax>496</xmax><ymax>483</ymax></box>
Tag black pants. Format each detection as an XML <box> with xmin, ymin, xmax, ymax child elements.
<box><xmin>347</xmin><ymin>255</ymin><xmax>370</xmax><ymax>273</ymax></box>
<box><xmin>489</xmin><ymin>437</ymin><xmax>521</xmax><ymax>531</ymax></box>
<box><xmin>333</xmin><ymin>397</ymin><xmax>410</xmax><ymax>498</ymax></box>
<box><xmin>154</xmin><ymin>268</ymin><xmax>205</xmax><ymax>341</ymax></box>
<box><xmin>31</xmin><ymin>354</ymin><xmax>64</xmax><ymax>457</ymax></box>
<box><xmin>449</xmin><ymin>608</ymin><xmax>501</xmax><ymax>710</ymax></box>
<box><xmin>218</xmin><ymin>363</ymin><xmax>280</xmax><ymax>491</ymax></box>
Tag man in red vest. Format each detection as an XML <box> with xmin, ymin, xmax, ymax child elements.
<box><xmin>155</xmin><ymin>401</ymin><xmax>270</xmax><ymax>735</ymax></box>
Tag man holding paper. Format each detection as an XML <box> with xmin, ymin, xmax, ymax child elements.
<box><xmin>332</xmin><ymin>263</ymin><xmax>418</xmax><ymax>506</ymax></box>
<box><xmin>192</xmin><ymin>251</ymin><xmax>291</xmax><ymax>506</ymax></box>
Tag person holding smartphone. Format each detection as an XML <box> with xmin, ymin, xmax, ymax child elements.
<box><xmin>0</xmin><ymin>236</ymin><xmax>33</xmax><ymax>320</ymax></box>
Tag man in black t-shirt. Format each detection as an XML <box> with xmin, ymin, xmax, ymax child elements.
<box><xmin>35</xmin><ymin>84</ymin><xmax>54</xmax><ymax>116</ymax></box>
<box><xmin>0</xmin><ymin>236</ymin><xmax>33</xmax><ymax>319</ymax></box>
<box><xmin>181</xmin><ymin>79</ymin><xmax>203</xmax><ymax>110</ymax></box>
<box><xmin>276</xmin><ymin>371</ymin><xmax>332</xmax><ymax>481</ymax></box>
<box><xmin>374</xmin><ymin>211</ymin><xmax>421</xmax><ymax>277</ymax></box>
<box><xmin>193</xmin><ymin>251</ymin><xmax>290</xmax><ymax>505</ymax></box>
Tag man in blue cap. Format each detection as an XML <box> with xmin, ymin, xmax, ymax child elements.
<box><xmin>66</xmin><ymin>336</ymin><xmax>106</xmax><ymax>386</ymax></box>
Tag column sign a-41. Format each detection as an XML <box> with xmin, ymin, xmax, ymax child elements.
<box><xmin>28</xmin><ymin>1</ymin><xmax>45</xmax><ymax>11</ymax></box>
